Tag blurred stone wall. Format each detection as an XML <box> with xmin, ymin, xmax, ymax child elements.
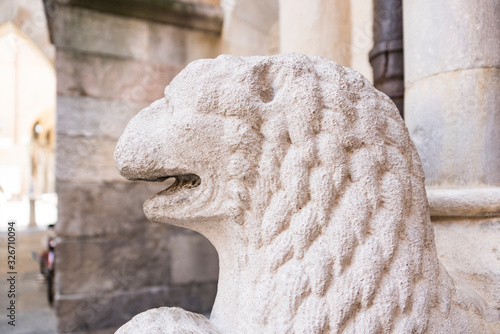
<box><xmin>404</xmin><ymin>0</ymin><xmax>500</xmax><ymax>314</ymax></box>
<box><xmin>44</xmin><ymin>1</ymin><xmax>222</xmax><ymax>332</ymax></box>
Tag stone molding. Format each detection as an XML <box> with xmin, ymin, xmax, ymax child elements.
<box><xmin>427</xmin><ymin>187</ymin><xmax>500</xmax><ymax>219</ymax></box>
<box><xmin>46</xmin><ymin>0</ymin><xmax>223</xmax><ymax>35</ymax></box>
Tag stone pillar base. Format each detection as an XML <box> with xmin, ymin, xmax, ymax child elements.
<box><xmin>428</xmin><ymin>187</ymin><xmax>500</xmax><ymax>319</ymax></box>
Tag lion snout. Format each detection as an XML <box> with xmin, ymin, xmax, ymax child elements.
<box><xmin>114</xmin><ymin>102</ymin><xmax>170</xmax><ymax>181</ymax></box>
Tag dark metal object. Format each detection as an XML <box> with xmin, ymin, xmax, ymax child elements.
<box><xmin>369</xmin><ymin>0</ymin><xmax>404</xmax><ymax>118</ymax></box>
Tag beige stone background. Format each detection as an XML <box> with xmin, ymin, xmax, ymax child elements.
<box><xmin>0</xmin><ymin>0</ymin><xmax>498</xmax><ymax>333</ymax></box>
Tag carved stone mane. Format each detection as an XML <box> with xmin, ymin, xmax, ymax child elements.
<box><xmin>114</xmin><ymin>54</ymin><xmax>499</xmax><ymax>333</ymax></box>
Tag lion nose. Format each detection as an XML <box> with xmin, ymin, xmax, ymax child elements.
<box><xmin>114</xmin><ymin>98</ymin><xmax>168</xmax><ymax>180</ymax></box>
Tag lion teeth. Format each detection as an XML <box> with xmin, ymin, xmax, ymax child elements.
<box><xmin>163</xmin><ymin>174</ymin><xmax>201</xmax><ymax>192</ymax></box>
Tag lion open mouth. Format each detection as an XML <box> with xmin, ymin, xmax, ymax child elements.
<box><xmin>159</xmin><ymin>174</ymin><xmax>201</xmax><ymax>195</ymax></box>
<box><xmin>131</xmin><ymin>174</ymin><xmax>201</xmax><ymax>194</ymax></box>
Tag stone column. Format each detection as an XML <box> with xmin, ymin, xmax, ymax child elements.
<box><xmin>279</xmin><ymin>0</ymin><xmax>351</xmax><ymax>66</ymax></box>
<box><xmin>404</xmin><ymin>0</ymin><xmax>500</xmax><ymax>187</ymax></box>
<box><xmin>404</xmin><ymin>0</ymin><xmax>500</xmax><ymax>312</ymax></box>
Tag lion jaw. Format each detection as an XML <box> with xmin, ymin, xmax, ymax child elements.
<box><xmin>114</xmin><ymin>97</ymin><xmax>231</xmax><ymax>226</ymax></box>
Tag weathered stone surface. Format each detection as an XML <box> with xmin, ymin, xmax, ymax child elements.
<box><xmin>146</xmin><ymin>23</ymin><xmax>188</xmax><ymax>66</ymax></box>
<box><xmin>280</xmin><ymin>0</ymin><xmax>351</xmax><ymax>65</ymax></box>
<box><xmin>56</xmin><ymin>230</ymin><xmax>188</xmax><ymax>295</ymax></box>
<box><xmin>169</xmin><ymin>233</ymin><xmax>219</xmax><ymax>284</ymax></box>
<box><xmin>433</xmin><ymin>219</ymin><xmax>500</xmax><ymax>314</ymax></box>
<box><xmin>59</xmin><ymin>0</ymin><xmax>223</xmax><ymax>34</ymax></box>
<box><xmin>51</xmin><ymin>6</ymin><xmax>149</xmax><ymax>60</ymax></box>
<box><xmin>56</xmin><ymin>134</ymin><xmax>127</xmax><ymax>183</ymax></box>
<box><xmin>57</xmin><ymin>284</ymin><xmax>217</xmax><ymax>333</ymax></box>
<box><xmin>350</xmin><ymin>0</ymin><xmax>374</xmax><ymax>83</ymax></box>
<box><xmin>221</xmin><ymin>0</ymin><xmax>278</xmax><ymax>56</ymax></box>
<box><xmin>56</xmin><ymin>50</ymin><xmax>181</xmax><ymax>103</ymax></box>
<box><xmin>51</xmin><ymin>6</ymin><xmax>220</xmax><ymax>64</ymax></box>
<box><xmin>404</xmin><ymin>0</ymin><xmax>500</xmax><ymax>194</ymax></box>
<box><xmin>56</xmin><ymin>234</ymin><xmax>171</xmax><ymax>295</ymax></box>
<box><xmin>185</xmin><ymin>29</ymin><xmax>221</xmax><ymax>63</ymax></box>
<box><xmin>85</xmin><ymin>329</ymin><xmax>117</xmax><ymax>334</ymax></box>
<box><xmin>168</xmin><ymin>282</ymin><xmax>217</xmax><ymax>314</ymax></box>
<box><xmin>427</xmin><ymin>187</ymin><xmax>500</xmax><ymax>218</ymax></box>
<box><xmin>83</xmin><ymin>329</ymin><xmax>117</xmax><ymax>334</ymax></box>
<box><xmin>56</xmin><ymin>181</ymin><xmax>168</xmax><ymax>238</ymax></box>
<box><xmin>116</xmin><ymin>307</ymin><xmax>219</xmax><ymax>334</ymax></box>
<box><xmin>406</xmin><ymin>68</ymin><xmax>500</xmax><ymax>186</ymax></box>
<box><xmin>404</xmin><ymin>0</ymin><xmax>500</xmax><ymax>85</ymax></box>
<box><xmin>115</xmin><ymin>54</ymin><xmax>500</xmax><ymax>333</ymax></box>
<box><xmin>56</xmin><ymin>288</ymin><xmax>171</xmax><ymax>333</ymax></box>
<box><xmin>57</xmin><ymin>95</ymin><xmax>149</xmax><ymax>140</ymax></box>
<box><xmin>56</xmin><ymin>213</ymin><xmax>218</xmax><ymax>293</ymax></box>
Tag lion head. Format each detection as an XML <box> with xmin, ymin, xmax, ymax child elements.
<box><xmin>115</xmin><ymin>54</ymin><xmax>493</xmax><ymax>333</ymax></box>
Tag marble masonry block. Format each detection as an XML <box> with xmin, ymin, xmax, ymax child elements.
<box><xmin>51</xmin><ymin>6</ymin><xmax>220</xmax><ymax>65</ymax></box>
<box><xmin>56</xmin><ymin>287</ymin><xmax>171</xmax><ymax>333</ymax></box>
<box><xmin>56</xmin><ymin>50</ymin><xmax>182</xmax><ymax>103</ymax></box>
<box><xmin>56</xmin><ymin>181</ymin><xmax>167</xmax><ymax>238</ymax></box>
<box><xmin>185</xmin><ymin>29</ymin><xmax>221</xmax><ymax>63</ymax></box>
<box><xmin>146</xmin><ymin>23</ymin><xmax>187</xmax><ymax>66</ymax></box>
<box><xmin>223</xmin><ymin>22</ymin><xmax>269</xmax><ymax>56</ymax></box>
<box><xmin>169</xmin><ymin>233</ymin><xmax>219</xmax><ymax>285</ymax></box>
<box><xmin>57</xmin><ymin>134</ymin><xmax>129</xmax><ymax>183</ymax></box>
<box><xmin>56</xmin><ymin>235</ymin><xmax>172</xmax><ymax>296</ymax></box>
<box><xmin>51</xmin><ymin>6</ymin><xmax>150</xmax><ymax>60</ymax></box>
<box><xmin>427</xmin><ymin>187</ymin><xmax>500</xmax><ymax>219</ymax></box>
<box><xmin>56</xmin><ymin>95</ymin><xmax>150</xmax><ymax>140</ymax></box>
<box><xmin>232</xmin><ymin>0</ymin><xmax>279</xmax><ymax>32</ymax></box>
<box><xmin>405</xmin><ymin>68</ymin><xmax>500</xmax><ymax>186</ymax></box>
<box><xmin>56</xmin><ymin>284</ymin><xmax>217</xmax><ymax>333</ymax></box>
<box><xmin>433</xmin><ymin>219</ymin><xmax>500</xmax><ymax>313</ymax></box>
<box><xmin>404</xmin><ymin>0</ymin><xmax>500</xmax><ymax>84</ymax></box>
<box><xmin>280</xmin><ymin>0</ymin><xmax>351</xmax><ymax>65</ymax></box>
<box><xmin>168</xmin><ymin>282</ymin><xmax>218</xmax><ymax>314</ymax></box>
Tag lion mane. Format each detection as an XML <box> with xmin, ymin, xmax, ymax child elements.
<box><xmin>116</xmin><ymin>54</ymin><xmax>497</xmax><ymax>333</ymax></box>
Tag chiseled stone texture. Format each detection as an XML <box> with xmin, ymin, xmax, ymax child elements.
<box><xmin>115</xmin><ymin>54</ymin><xmax>500</xmax><ymax>333</ymax></box>
<box><xmin>116</xmin><ymin>308</ymin><xmax>220</xmax><ymax>334</ymax></box>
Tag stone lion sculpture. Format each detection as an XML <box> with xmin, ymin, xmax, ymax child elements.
<box><xmin>114</xmin><ymin>54</ymin><xmax>499</xmax><ymax>333</ymax></box>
